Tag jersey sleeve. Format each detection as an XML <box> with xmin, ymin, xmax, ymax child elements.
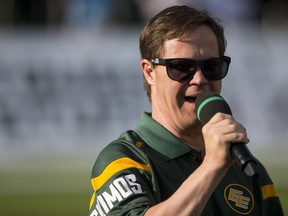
<box><xmin>88</xmin><ymin>140</ymin><xmax>156</xmax><ymax>216</ymax></box>
<box><xmin>256</xmin><ymin>159</ymin><xmax>284</xmax><ymax>216</ymax></box>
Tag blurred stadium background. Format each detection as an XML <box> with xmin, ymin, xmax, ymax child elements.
<box><xmin>0</xmin><ymin>0</ymin><xmax>287</xmax><ymax>215</ymax></box>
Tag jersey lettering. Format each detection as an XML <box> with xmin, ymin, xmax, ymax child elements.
<box><xmin>113</xmin><ymin>177</ymin><xmax>133</xmax><ymax>198</ymax></box>
<box><xmin>90</xmin><ymin>174</ymin><xmax>143</xmax><ymax>216</ymax></box>
<box><xmin>97</xmin><ymin>194</ymin><xmax>109</xmax><ymax>213</ymax></box>
<box><xmin>95</xmin><ymin>197</ymin><xmax>106</xmax><ymax>216</ymax></box>
<box><xmin>125</xmin><ymin>173</ymin><xmax>142</xmax><ymax>193</ymax></box>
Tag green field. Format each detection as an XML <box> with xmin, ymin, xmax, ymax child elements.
<box><xmin>0</xmin><ymin>149</ymin><xmax>287</xmax><ymax>216</ymax></box>
<box><xmin>0</xmin><ymin>155</ymin><xmax>93</xmax><ymax>216</ymax></box>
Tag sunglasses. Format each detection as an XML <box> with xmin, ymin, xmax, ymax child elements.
<box><xmin>150</xmin><ymin>56</ymin><xmax>231</xmax><ymax>82</ymax></box>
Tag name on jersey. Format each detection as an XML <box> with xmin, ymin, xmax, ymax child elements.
<box><xmin>90</xmin><ymin>174</ymin><xmax>143</xmax><ymax>216</ymax></box>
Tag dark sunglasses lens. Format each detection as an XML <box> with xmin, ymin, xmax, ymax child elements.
<box><xmin>203</xmin><ymin>59</ymin><xmax>228</xmax><ymax>80</ymax></box>
<box><xmin>166</xmin><ymin>59</ymin><xmax>196</xmax><ymax>81</ymax></box>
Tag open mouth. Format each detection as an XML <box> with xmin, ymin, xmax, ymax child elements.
<box><xmin>184</xmin><ymin>96</ymin><xmax>197</xmax><ymax>103</ymax></box>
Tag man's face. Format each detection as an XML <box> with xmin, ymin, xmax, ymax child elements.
<box><xmin>150</xmin><ymin>25</ymin><xmax>222</xmax><ymax>133</ymax></box>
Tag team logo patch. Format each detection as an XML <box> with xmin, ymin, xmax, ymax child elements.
<box><xmin>224</xmin><ymin>184</ymin><xmax>254</xmax><ymax>215</ymax></box>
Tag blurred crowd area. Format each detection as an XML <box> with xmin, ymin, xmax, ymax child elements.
<box><xmin>0</xmin><ymin>0</ymin><xmax>287</xmax><ymax>156</ymax></box>
<box><xmin>0</xmin><ymin>0</ymin><xmax>287</xmax><ymax>28</ymax></box>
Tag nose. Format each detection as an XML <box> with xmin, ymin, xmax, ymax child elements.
<box><xmin>189</xmin><ymin>67</ymin><xmax>207</xmax><ymax>85</ymax></box>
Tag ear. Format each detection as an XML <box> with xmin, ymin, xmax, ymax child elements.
<box><xmin>140</xmin><ymin>59</ymin><xmax>156</xmax><ymax>85</ymax></box>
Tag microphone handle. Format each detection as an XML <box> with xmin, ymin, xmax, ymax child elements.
<box><xmin>230</xmin><ymin>143</ymin><xmax>259</xmax><ymax>177</ymax></box>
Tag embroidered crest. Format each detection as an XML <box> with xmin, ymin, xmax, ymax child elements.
<box><xmin>224</xmin><ymin>184</ymin><xmax>254</xmax><ymax>215</ymax></box>
<box><xmin>135</xmin><ymin>141</ymin><xmax>143</xmax><ymax>148</ymax></box>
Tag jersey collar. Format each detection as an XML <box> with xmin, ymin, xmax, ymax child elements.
<box><xmin>135</xmin><ymin>112</ymin><xmax>195</xmax><ymax>161</ymax></box>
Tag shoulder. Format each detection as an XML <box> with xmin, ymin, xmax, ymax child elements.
<box><xmin>91</xmin><ymin>130</ymin><xmax>150</xmax><ymax>178</ymax></box>
<box><xmin>89</xmin><ymin>131</ymin><xmax>156</xmax><ymax>215</ymax></box>
<box><xmin>254</xmin><ymin>158</ymin><xmax>274</xmax><ymax>185</ymax></box>
<box><xmin>254</xmin><ymin>159</ymin><xmax>284</xmax><ymax>214</ymax></box>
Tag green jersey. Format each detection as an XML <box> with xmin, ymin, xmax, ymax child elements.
<box><xmin>89</xmin><ymin>112</ymin><xmax>284</xmax><ymax>216</ymax></box>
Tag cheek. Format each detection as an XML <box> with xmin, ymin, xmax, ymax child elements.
<box><xmin>155</xmin><ymin>73</ymin><xmax>174</xmax><ymax>100</ymax></box>
<box><xmin>162</xmin><ymin>81</ymin><xmax>178</xmax><ymax>100</ymax></box>
<box><xmin>208</xmin><ymin>81</ymin><xmax>222</xmax><ymax>94</ymax></box>
<box><xmin>159</xmin><ymin>81</ymin><xmax>181</xmax><ymax>107</ymax></box>
<box><xmin>154</xmin><ymin>69</ymin><xmax>182</xmax><ymax>104</ymax></box>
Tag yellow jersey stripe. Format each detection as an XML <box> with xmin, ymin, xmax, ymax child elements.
<box><xmin>91</xmin><ymin>157</ymin><xmax>151</xmax><ymax>191</ymax></box>
<box><xmin>89</xmin><ymin>192</ymin><xmax>95</xmax><ymax>210</ymax></box>
<box><xmin>261</xmin><ymin>184</ymin><xmax>278</xmax><ymax>200</ymax></box>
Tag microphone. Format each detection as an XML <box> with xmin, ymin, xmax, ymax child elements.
<box><xmin>195</xmin><ymin>91</ymin><xmax>258</xmax><ymax>177</ymax></box>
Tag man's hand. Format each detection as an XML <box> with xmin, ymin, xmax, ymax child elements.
<box><xmin>202</xmin><ymin>113</ymin><xmax>249</xmax><ymax>169</ymax></box>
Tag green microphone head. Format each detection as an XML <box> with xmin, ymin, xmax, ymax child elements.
<box><xmin>195</xmin><ymin>91</ymin><xmax>232</xmax><ymax>125</ymax></box>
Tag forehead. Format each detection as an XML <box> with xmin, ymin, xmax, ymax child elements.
<box><xmin>162</xmin><ymin>25</ymin><xmax>219</xmax><ymax>58</ymax></box>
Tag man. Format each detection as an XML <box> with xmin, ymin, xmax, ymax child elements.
<box><xmin>89</xmin><ymin>5</ymin><xmax>284</xmax><ymax>216</ymax></box>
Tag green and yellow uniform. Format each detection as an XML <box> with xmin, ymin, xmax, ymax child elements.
<box><xmin>89</xmin><ymin>112</ymin><xmax>284</xmax><ymax>216</ymax></box>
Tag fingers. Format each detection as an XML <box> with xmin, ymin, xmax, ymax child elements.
<box><xmin>202</xmin><ymin>112</ymin><xmax>249</xmax><ymax>168</ymax></box>
<box><xmin>204</xmin><ymin>113</ymin><xmax>249</xmax><ymax>144</ymax></box>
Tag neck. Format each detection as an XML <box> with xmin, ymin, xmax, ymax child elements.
<box><xmin>177</xmin><ymin>128</ymin><xmax>205</xmax><ymax>151</ymax></box>
<box><xmin>152</xmin><ymin>112</ymin><xmax>205</xmax><ymax>151</ymax></box>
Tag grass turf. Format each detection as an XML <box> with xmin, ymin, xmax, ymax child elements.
<box><xmin>0</xmin><ymin>192</ymin><xmax>90</xmax><ymax>216</ymax></box>
<box><xmin>0</xmin><ymin>150</ymin><xmax>287</xmax><ymax>216</ymax></box>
